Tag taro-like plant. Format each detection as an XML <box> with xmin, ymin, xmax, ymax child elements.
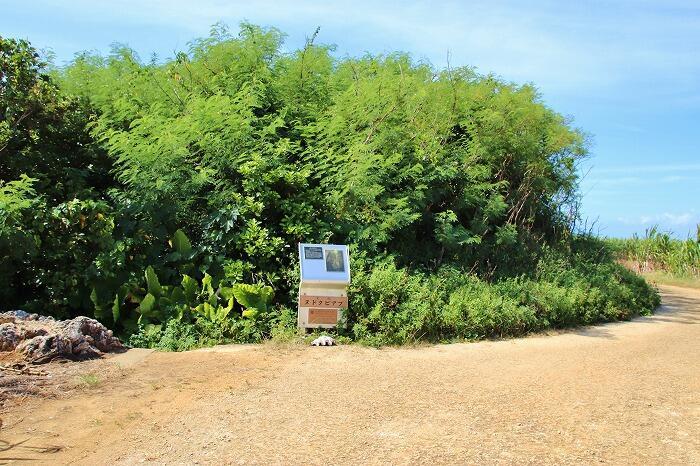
<box><xmin>229</xmin><ymin>283</ymin><xmax>274</xmax><ymax>319</ymax></box>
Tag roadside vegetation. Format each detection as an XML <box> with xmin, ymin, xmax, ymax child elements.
<box><xmin>607</xmin><ymin>225</ymin><xmax>700</xmax><ymax>289</ymax></box>
<box><xmin>0</xmin><ymin>24</ymin><xmax>659</xmax><ymax>349</ymax></box>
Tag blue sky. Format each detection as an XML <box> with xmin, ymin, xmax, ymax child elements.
<box><xmin>3</xmin><ymin>0</ymin><xmax>699</xmax><ymax>238</ymax></box>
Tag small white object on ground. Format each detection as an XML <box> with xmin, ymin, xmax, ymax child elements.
<box><xmin>311</xmin><ymin>335</ymin><xmax>335</xmax><ymax>346</ymax></box>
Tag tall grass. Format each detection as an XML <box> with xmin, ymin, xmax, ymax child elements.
<box><xmin>607</xmin><ymin>225</ymin><xmax>700</xmax><ymax>278</ymax></box>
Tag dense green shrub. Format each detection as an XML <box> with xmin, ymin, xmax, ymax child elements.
<box><xmin>0</xmin><ymin>175</ymin><xmax>40</xmax><ymax>305</ymax></box>
<box><xmin>128</xmin><ymin>303</ymin><xmax>296</xmax><ymax>350</ymax></box>
<box><xmin>1</xmin><ymin>26</ymin><xmax>660</xmax><ymax>349</ymax></box>
<box><xmin>1</xmin><ymin>36</ymin><xmax>117</xmax><ymax>315</ymax></box>
<box><xmin>346</xmin><ymin>245</ymin><xmax>659</xmax><ymax>346</ymax></box>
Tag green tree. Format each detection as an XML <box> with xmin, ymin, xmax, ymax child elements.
<box><xmin>0</xmin><ymin>36</ymin><xmax>112</xmax><ymax>201</ymax></box>
<box><xmin>0</xmin><ymin>36</ymin><xmax>116</xmax><ymax>313</ymax></box>
<box><xmin>0</xmin><ymin>25</ymin><xmax>657</xmax><ymax>347</ymax></box>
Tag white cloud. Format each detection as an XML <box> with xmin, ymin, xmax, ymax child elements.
<box><xmin>616</xmin><ymin>211</ymin><xmax>697</xmax><ymax>227</ymax></box>
<box><xmin>662</xmin><ymin>212</ymin><xmax>694</xmax><ymax>225</ymax></box>
<box><xmin>22</xmin><ymin>0</ymin><xmax>700</xmax><ymax>99</ymax></box>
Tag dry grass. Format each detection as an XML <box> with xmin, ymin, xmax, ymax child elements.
<box><xmin>641</xmin><ymin>270</ymin><xmax>700</xmax><ymax>290</ymax></box>
<box><xmin>77</xmin><ymin>373</ymin><xmax>101</xmax><ymax>388</ymax></box>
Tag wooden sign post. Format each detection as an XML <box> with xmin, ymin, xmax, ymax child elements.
<box><xmin>297</xmin><ymin>244</ymin><xmax>350</xmax><ymax>330</ymax></box>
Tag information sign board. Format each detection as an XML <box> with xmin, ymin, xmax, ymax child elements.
<box><xmin>298</xmin><ymin>243</ymin><xmax>350</xmax><ymax>284</ymax></box>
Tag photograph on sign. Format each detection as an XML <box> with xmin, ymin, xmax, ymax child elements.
<box><xmin>298</xmin><ymin>243</ymin><xmax>350</xmax><ymax>284</ymax></box>
<box><xmin>325</xmin><ymin>249</ymin><xmax>345</xmax><ymax>272</ymax></box>
<box><xmin>304</xmin><ymin>246</ymin><xmax>323</xmax><ymax>260</ymax></box>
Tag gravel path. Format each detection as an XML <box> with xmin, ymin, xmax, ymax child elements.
<box><xmin>1</xmin><ymin>285</ymin><xmax>698</xmax><ymax>465</ymax></box>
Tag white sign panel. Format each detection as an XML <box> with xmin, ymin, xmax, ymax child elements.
<box><xmin>298</xmin><ymin>243</ymin><xmax>350</xmax><ymax>284</ymax></box>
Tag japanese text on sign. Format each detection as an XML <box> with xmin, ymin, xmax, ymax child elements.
<box><xmin>298</xmin><ymin>295</ymin><xmax>348</xmax><ymax>309</ymax></box>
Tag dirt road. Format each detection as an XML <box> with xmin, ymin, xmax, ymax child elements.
<box><xmin>1</xmin><ymin>285</ymin><xmax>699</xmax><ymax>465</ymax></box>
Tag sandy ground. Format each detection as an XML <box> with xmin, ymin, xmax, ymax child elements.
<box><xmin>0</xmin><ymin>285</ymin><xmax>698</xmax><ymax>465</ymax></box>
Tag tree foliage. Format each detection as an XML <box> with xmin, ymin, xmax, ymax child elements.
<box><xmin>0</xmin><ymin>25</ymin><xmax>657</xmax><ymax>345</ymax></box>
<box><xmin>60</xmin><ymin>24</ymin><xmax>585</xmax><ymax>272</ymax></box>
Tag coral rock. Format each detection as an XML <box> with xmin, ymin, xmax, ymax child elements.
<box><xmin>311</xmin><ymin>335</ymin><xmax>336</xmax><ymax>346</ymax></box>
<box><xmin>0</xmin><ymin>312</ymin><xmax>123</xmax><ymax>364</ymax></box>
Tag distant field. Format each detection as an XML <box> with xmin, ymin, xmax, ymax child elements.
<box><xmin>639</xmin><ymin>270</ymin><xmax>700</xmax><ymax>290</ymax></box>
<box><xmin>606</xmin><ymin>226</ymin><xmax>700</xmax><ymax>284</ymax></box>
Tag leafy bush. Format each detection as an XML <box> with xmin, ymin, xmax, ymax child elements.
<box><xmin>346</xmin><ymin>246</ymin><xmax>659</xmax><ymax>346</ymax></box>
<box><xmin>1</xmin><ymin>37</ymin><xmax>116</xmax><ymax>316</ymax></box>
<box><xmin>128</xmin><ymin>302</ymin><xmax>293</xmax><ymax>350</ymax></box>
<box><xmin>0</xmin><ymin>175</ymin><xmax>40</xmax><ymax>305</ymax></box>
<box><xmin>1</xmin><ymin>26</ymin><xmax>661</xmax><ymax>349</ymax></box>
<box><xmin>120</xmin><ymin>240</ymin><xmax>280</xmax><ymax>349</ymax></box>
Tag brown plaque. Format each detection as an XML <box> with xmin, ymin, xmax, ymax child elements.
<box><xmin>298</xmin><ymin>295</ymin><xmax>348</xmax><ymax>309</ymax></box>
<box><xmin>308</xmin><ymin>308</ymin><xmax>339</xmax><ymax>325</ymax></box>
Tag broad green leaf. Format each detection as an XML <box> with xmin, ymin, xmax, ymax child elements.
<box><xmin>181</xmin><ymin>274</ymin><xmax>198</xmax><ymax>304</ymax></box>
<box><xmin>170</xmin><ymin>286</ymin><xmax>185</xmax><ymax>304</ymax></box>
<box><xmin>112</xmin><ymin>293</ymin><xmax>121</xmax><ymax>323</ymax></box>
<box><xmin>174</xmin><ymin>304</ymin><xmax>186</xmax><ymax>322</ymax></box>
<box><xmin>201</xmin><ymin>272</ymin><xmax>214</xmax><ymax>296</ymax></box>
<box><xmin>172</xmin><ymin>229</ymin><xmax>192</xmax><ymax>255</ymax></box>
<box><xmin>201</xmin><ymin>302</ymin><xmax>215</xmax><ymax>320</ymax></box>
<box><xmin>220</xmin><ymin>286</ymin><xmax>235</xmax><ymax>301</ymax></box>
<box><xmin>232</xmin><ymin>284</ymin><xmax>274</xmax><ymax>313</ymax></box>
<box><xmin>139</xmin><ymin>293</ymin><xmax>156</xmax><ymax>314</ymax></box>
<box><xmin>145</xmin><ymin>266</ymin><xmax>162</xmax><ymax>297</ymax></box>
<box><xmin>242</xmin><ymin>309</ymin><xmax>258</xmax><ymax>319</ymax></box>
<box><xmin>90</xmin><ymin>288</ymin><xmax>106</xmax><ymax>320</ymax></box>
<box><xmin>217</xmin><ymin>298</ymin><xmax>234</xmax><ymax>320</ymax></box>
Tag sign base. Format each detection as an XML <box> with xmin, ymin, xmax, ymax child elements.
<box><xmin>297</xmin><ymin>284</ymin><xmax>347</xmax><ymax>330</ymax></box>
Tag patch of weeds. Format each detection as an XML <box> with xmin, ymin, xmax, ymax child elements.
<box><xmin>125</xmin><ymin>412</ymin><xmax>142</xmax><ymax>421</ymax></box>
<box><xmin>78</xmin><ymin>373</ymin><xmax>101</xmax><ymax>388</ymax></box>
